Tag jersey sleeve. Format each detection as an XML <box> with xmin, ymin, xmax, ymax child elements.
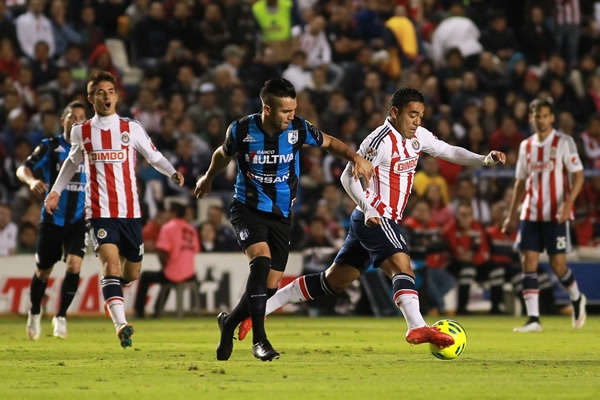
<box><xmin>130</xmin><ymin>120</ymin><xmax>176</xmax><ymax>176</ymax></box>
<box><xmin>302</xmin><ymin>118</ymin><xmax>324</xmax><ymax>147</ymax></box>
<box><xmin>562</xmin><ymin>136</ymin><xmax>584</xmax><ymax>173</ymax></box>
<box><xmin>515</xmin><ymin>140</ymin><xmax>529</xmax><ymax>180</ymax></box>
<box><xmin>23</xmin><ymin>141</ymin><xmax>50</xmax><ymax>172</ymax></box>
<box><xmin>222</xmin><ymin>121</ymin><xmax>238</xmax><ymax>156</ymax></box>
<box><xmin>66</xmin><ymin>124</ymin><xmax>84</xmax><ymax>165</ymax></box>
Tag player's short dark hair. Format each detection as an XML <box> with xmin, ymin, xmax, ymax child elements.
<box><xmin>169</xmin><ymin>202</ymin><xmax>187</xmax><ymax>218</ymax></box>
<box><xmin>87</xmin><ymin>70</ymin><xmax>117</xmax><ymax>96</ymax></box>
<box><xmin>529</xmin><ymin>96</ymin><xmax>554</xmax><ymax>115</ymax></box>
<box><xmin>61</xmin><ymin>100</ymin><xmax>86</xmax><ymax>119</ymax></box>
<box><xmin>390</xmin><ymin>87</ymin><xmax>424</xmax><ymax>112</ymax></box>
<box><xmin>259</xmin><ymin>78</ymin><xmax>296</xmax><ymax>107</ymax></box>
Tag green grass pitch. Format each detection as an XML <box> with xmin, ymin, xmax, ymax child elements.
<box><xmin>1</xmin><ymin>315</ymin><xmax>598</xmax><ymax>400</ymax></box>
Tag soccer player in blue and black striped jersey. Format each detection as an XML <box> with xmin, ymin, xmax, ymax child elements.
<box><xmin>195</xmin><ymin>78</ymin><xmax>373</xmax><ymax>361</ymax></box>
<box><xmin>18</xmin><ymin>101</ymin><xmax>88</xmax><ymax>341</ymax></box>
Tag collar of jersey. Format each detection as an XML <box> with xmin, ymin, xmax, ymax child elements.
<box><xmin>93</xmin><ymin>113</ymin><xmax>119</xmax><ymax>129</ymax></box>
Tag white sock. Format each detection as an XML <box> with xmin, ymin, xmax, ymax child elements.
<box><xmin>265</xmin><ymin>277</ymin><xmax>308</xmax><ymax>315</ymax></box>
<box><xmin>523</xmin><ymin>291</ymin><xmax>540</xmax><ymax>318</ymax></box>
<box><xmin>566</xmin><ymin>282</ymin><xmax>581</xmax><ymax>302</ymax></box>
<box><xmin>106</xmin><ymin>298</ymin><xmax>127</xmax><ymax>331</ymax></box>
<box><xmin>395</xmin><ymin>293</ymin><xmax>426</xmax><ymax>330</ymax></box>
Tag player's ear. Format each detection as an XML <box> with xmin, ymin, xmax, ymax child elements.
<box><xmin>262</xmin><ymin>103</ymin><xmax>270</xmax><ymax>115</ymax></box>
<box><xmin>87</xmin><ymin>95</ymin><xmax>94</xmax><ymax>105</ymax></box>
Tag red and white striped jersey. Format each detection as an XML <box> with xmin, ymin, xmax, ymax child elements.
<box><xmin>68</xmin><ymin>114</ymin><xmax>165</xmax><ymax>219</ymax></box>
<box><xmin>357</xmin><ymin>120</ymin><xmax>456</xmax><ymax>221</ymax></box>
<box><xmin>516</xmin><ymin>130</ymin><xmax>583</xmax><ymax>221</ymax></box>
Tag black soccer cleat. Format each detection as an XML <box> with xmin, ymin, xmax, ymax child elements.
<box><xmin>216</xmin><ymin>312</ymin><xmax>234</xmax><ymax>361</ymax></box>
<box><xmin>252</xmin><ymin>339</ymin><xmax>280</xmax><ymax>362</ymax></box>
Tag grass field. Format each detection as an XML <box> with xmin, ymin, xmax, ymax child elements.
<box><xmin>1</xmin><ymin>314</ymin><xmax>598</xmax><ymax>400</ymax></box>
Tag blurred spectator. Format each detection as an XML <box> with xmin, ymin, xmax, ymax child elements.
<box><xmin>552</xmin><ymin>0</ymin><xmax>581</xmax><ymax>67</ymax></box>
<box><xmin>488</xmin><ymin>114</ymin><xmax>525</xmax><ymax>152</ymax></box>
<box><xmin>451</xmin><ymin>177</ymin><xmax>491</xmax><ymax>225</ymax></box>
<box><xmin>430</xmin><ymin>1</ymin><xmax>482</xmax><ymax>70</ymax></box>
<box><xmin>225</xmin><ymin>85</ymin><xmax>253</xmax><ymax>123</ymax></box>
<box><xmin>141</xmin><ymin>204</ymin><xmax>169</xmax><ymax>253</ymax></box>
<box><xmin>43</xmin><ymin>66</ymin><xmax>79</xmax><ymax>111</ymax></box>
<box><xmin>16</xmin><ymin>220</ymin><xmax>36</xmax><ymax>253</ymax></box>
<box><xmin>238</xmin><ymin>45</ymin><xmax>282</xmax><ymax>100</ymax></box>
<box><xmin>225</xmin><ymin>0</ymin><xmax>257</xmax><ymax>58</ymax></box>
<box><xmin>56</xmin><ymin>44</ymin><xmax>88</xmax><ymax>88</ymax></box>
<box><xmin>580</xmin><ymin>113</ymin><xmax>600</xmax><ymax>168</ymax></box>
<box><xmin>94</xmin><ymin>0</ymin><xmax>127</xmax><ymax>39</ymax></box>
<box><xmin>381</xmin><ymin>4</ymin><xmax>418</xmax><ymax>83</ymax></box>
<box><xmin>479</xmin><ymin>93</ymin><xmax>500</xmax><ymax>135</ymax></box>
<box><xmin>167</xmin><ymin>137</ymin><xmax>204</xmax><ymax>199</ymax></box>
<box><xmin>0</xmin><ymin>38</ymin><xmax>20</xmax><ymax>80</ymax></box>
<box><xmin>2</xmin><ymin>108</ymin><xmax>31</xmax><ymax>156</ymax></box>
<box><xmin>518</xmin><ymin>5</ymin><xmax>555</xmax><ymax>66</ymax></box>
<box><xmin>13</xmin><ymin>63</ymin><xmax>36</xmax><ymax>113</ymax></box>
<box><xmin>134</xmin><ymin>201</ymin><xmax>199</xmax><ymax>318</ymax></box>
<box><xmin>0</xmin><ymin>0</ymin><xmax>19</xmax><ymax>53</ymax></box>
<box><xmin>87</xmin><ymin>44</ymin><xmax>125</xmax><ymax>99</ymax></box>
<box><xmin>423</xmin><ymin>183</ymin><xmax>453</xmax><ymax>227</ymax></box>
<box><xmin>187</xmin><ymin>82</ymin><xmax>225</xmax><ymax>135</ymax></box>
<box><xmin>76</xmin><ymin>4</ymin><xmax>104</xmax><ymax>59</ymax></box>
<box><xmin>354</xmin><ymin>0</ymin><xmax>385</xmax><ymax>48</ymax></box>
<box><xmin>198</xmin><ymin>221</ymin><xmax>227</xmax><ymax>252</ymax></box>
<box><xmin>403</xmin><ymin>198</ymin><xmax>453</xmax><ymax>315</ymax></box>
<box><xmin>326</xmin><ymin>3</ymin><xmax>364</xmax><ymax>65</ymax></box>
<box><xmin>29</xmin><ymin>109</ymin><xmax>58</xmax><ymax>148</ymax></box>
<box><xmin>168</xmin><ymin>0</ymin><xmax>200</xmax><ymax>52</ymax></box>
<box><xmin>252</xmin><ymin>0</ymin><xmax>297</xmax><ymax>63</ymax></box>
<box><xmin>152</xmin><ymin>114</ymin><xmax>178</xmax><ymax>159</ymax></box>
<box><xmin>31</xmin><ymin>41</ymin><xmax>56</xmax><ymax>87</ymax></box>
<box><xmin>218</xmin><ymin>44</ymin><xmax>245</xmax><ymax>87</ymax></box>
<box><xmin>413</xmin><ymin>154</ymin><xmax>450</xmax><ymax>204</ymax></box>
<box><xmin>198</xmin><ymin>2</ymin><xmax>231</xmax><ymax>63</ymax></box>
<box><xmin>340</xmin><ymin>46</ymin><xmax>373</xmax><ymax>100</ymax></box>
<box><xmin>479</xmin><ymin>9</ymin><xmax>517</xmax><ymax>62</ymax></box>
<box><xmin>474</xmin><ymin>51</ymin><xmax>509</xmax><ymax>100</ymax></box>
<box><xmin>0</xmin><ymin>202</ymin><xmax>17</xmax><ymax>255</ymax></box>
<box><xmin>125</xmin><ymin>0</ymin><xmax>149</xmax><ymax>30</ymax></box>
<box><xmin>282</xmin><ymin>50</ymin><xmax>312</xmax><ymax>93</ymax></box>
<box><xmin>15</xmin><ymin>0</ymin><xmax>55</xmax><ymax>60</ymax></box>
<box><xmin>49</xmin><ymin>0</ymin><xmax>80</xmax><ymax>56</ymax></box>
<box><xmin>203</xmin><ymin>204</ymin><xmax>238</xmax><ymax>252</ymax></box>
<box><xmin>130</xmin><ymin>87</ymin><xmax>163</xmax><ymax>136</ymax></box>
<box><xmin>131</xmin><ymin>0</ymin><xmax>170</xmax><ymax>69</ymax></box>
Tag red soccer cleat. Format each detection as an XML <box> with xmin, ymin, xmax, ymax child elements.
<box><xmin>406</xmin><ymin>325</ymin><xmax>454</xmax><ymax>349</ymax></box>
<box><xmin>237</xmin><ymin>317</ymin><xmax>253</xmax><ymax>341</ymax></box>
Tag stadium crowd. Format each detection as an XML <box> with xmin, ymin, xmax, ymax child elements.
<box><xmin>1</xmin><ymin>0</ymin><xmax>600</xmax><ymax>315</ymax></box>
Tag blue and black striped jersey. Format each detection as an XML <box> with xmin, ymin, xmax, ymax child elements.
<box><xmin>223</xmin><ymin>114</ymin><xmax>324</xmax><ymax>217</ymax></box>
<box><xmin>23</xmin><ymin>135</ymin><xmax>86</xmax><ymax>226</ymax></box>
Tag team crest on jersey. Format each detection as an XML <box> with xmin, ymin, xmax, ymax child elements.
<box><xmin>97</xmin><ymin>229</ymin><xmax>107</xmax><ymax>239</ymax></box>
<box><xmin>288</xmin><ymin>130</ymin><xmax>298</xmax><ymax>144</ymax></box>
<box><xmin>550</xmin><ymin>148</ymin><xmax>557</xmax><ymax>157</ymax></box>
<box><xmin>121</xmin><ymin>133</ymin><xmax>130</xmax><ymax>144</ymax></box>
<box><xmin>411</xmin><ymin>138</ymin><xmax>420</xmax><ymax>151</ymax></box>
<box><xmin>239</xmin><ymin>228</ymin><xmax>249</xmax><ymax>241</ymax></box>
<box><xmin>365</xmin><ymin>147</ymin><xmax>377</xmax><ymax>162</ymax></box>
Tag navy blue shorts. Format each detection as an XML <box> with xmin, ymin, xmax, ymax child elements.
<box><xmin>515</xmin><ymin>220</ymin><xmax>571</xmax><ymax>255</ymax></box>
<box><xmin>229</xmin><ymin>200</ymin><xmax>291</xmax><ymax>272</ymax></box>
<box><xmin>334</xmin><ymin>209</ymin><xmax>409</xmax><ymax>272</ymax></box>
<box><xmin>86</xmin><ymin>218</ymin><xmax>144</xmax><ymax>262</ymax></box>
<box><xmin>36</xmin><ymin>221</ymin><xmax>87</xmax><ymax>270</ymax></box>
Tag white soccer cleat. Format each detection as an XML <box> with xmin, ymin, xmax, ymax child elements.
<box><xmin>572</xmin><ymin>294</ymin><xmax>587</xmax><ymax>329</ymax></box>
<box><xmin>26</xmin><ymin>312</ymin><xmax>42</xmax><ymax>340</ymax></box>
<box><xmin>513</xmin><ymin>321</ymin><xmax>542</xmax><ymax>333</ymax></box>
<box><xmin>52</xmin><ymin>316</ymin><xmax>68</xmax><ymax>339</ymax></box>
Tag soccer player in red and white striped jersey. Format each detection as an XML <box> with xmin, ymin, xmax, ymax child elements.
<box><xmin>45</xmin><ymin>71</ymin><xmax>184</xmax><ymax>348</ymax></box>
<box><xmin>503</xmin><ymin>96</ymin><xmax>587</xmax><ymax>333</ymax></box>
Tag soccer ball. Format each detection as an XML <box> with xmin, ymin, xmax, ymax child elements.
<box><xmin>429</xmin><ymin>319</ymin><xmax>467</xmax><ymax>360</ymax></box>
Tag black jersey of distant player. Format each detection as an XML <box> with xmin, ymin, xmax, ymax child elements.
<box><xmin>223</xmin><ymin>114</ymin><xmax>323</xmax><ymax>218</ymax></box>
<box><xmin>23</xmin><ymin>135</ymin><xmax>86</xmax><ymax>226</ymax></box>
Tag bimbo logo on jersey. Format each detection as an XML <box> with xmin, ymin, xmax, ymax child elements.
<box><xmin>89</xmin><ymin>149</ymin><xmax>126</xmax><ymax>163</ymax></box>
<box><xmin>392</xmin><ymin>156</ymin><xmax>419</xmax><ymax>174</ymax></box>
<box><xmin>530</xmin><ymin>161</ymin><xmax>554</xmax><ymax>172</ymax></box>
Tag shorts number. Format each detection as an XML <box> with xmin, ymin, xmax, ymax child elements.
<box><xmin>556</xmin><ymin>236</ymin><xmax>566</xmax><ymax>250</ymax></box>
<box><xmin>139</xmin><ymin>244</ymin><xmax>145</xmax><ymax>256</ymax></box>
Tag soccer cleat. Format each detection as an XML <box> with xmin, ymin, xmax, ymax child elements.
<box><xmin>216</xmin><ymin>312</ymin><xmax>234</xmax><ymax>361</ymax></box>
<box><xmin>238</xmin><ymin>317</ymin><xmax>252</xmax><ymax>341</ymax></box>
<box><xmin>572</xmin><ymin>294</ymin><xmax>587</xmax><ymax>329</ymax></box>
<box><xmin>406</xmin><ymin>326</ymin><xmax>455</xmax><ymax>349</ymax></box>
<box><xmin>117</xmin><ymin>324</ymin><xmax>134</xmax><ymax>348</ymax></box>
<box><xmin>52</xmin><ymin>316</ymin><xmax>67</xmax><ymax>339</ymax></box>
<box><xmin>26</xmin><ymin>312</ymin><xmax>42</xmax><ymax>340</ymax></box>
<box><xmin>252</xmin><ymin>339</ymin><xmax>280</xmax><ymax>361</ymax></box>
<box><xmin>513</xmin><ymin>320</ymin><xmax>542</xmax><ymax>333</ymax></box>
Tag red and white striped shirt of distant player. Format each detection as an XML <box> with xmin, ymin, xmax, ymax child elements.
<box><xmin>66</xmin><ymin>114</ymin><xmax>174</xmax><ymax>219</ymax></box>
<box><xmin>350</xmin><ymin>119</ymin><xmax>489</xmax><ymax>222</ymax></box>
<box><xmin>516</xmin><ymin>129</ymin><xmax>583</xmax><ymax>222</ymax></box>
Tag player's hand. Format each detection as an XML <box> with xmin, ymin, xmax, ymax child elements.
<box><xmin>556</xmin><ymin>202</ymin><xmax>571</xmax><ymax>224</ymax></box>
<box><xmin>171</xmin><ymin>172</ymin><xmax>184</xmax><ymax>187</ymax></box>
<box><xmin>365</xmin><ymin>217</ymin><xmax>381</xmax><ymax>227</ymax></box>
<box><xmin>484</xmin><ymin>150</ymin><xmax>506</xmax><ymax>166</ymax></box>
<box><xmin>501</xmin><ymin>215</ymin><xmax>517</xmax><ymax>234</ymax></box>
<box><xmin>194</xmin><ymin>175</ymin><xmax>212</xmax><ymax>199</ymax></box>
<box><xmin>352</xmin><ymin>156</ymin><xmax>374</xmax><ymax>182</ymax></box>
<box><xmin>29</xmin><ymin>179</ymin><xmax>48</xmax><ymax>197</ymax></box>
<box><xmin>44</xmin><ymin>191</ymin><xmax>60</xmax><ymax>215</ymax></box>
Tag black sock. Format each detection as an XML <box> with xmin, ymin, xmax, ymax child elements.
<box><xmin>246</xmin><ymin>256</ymin><xmax>271</xmax><ymax>344</ymax></box>
<box><xmin>29</xmin><ymin>273</ymin><xmax>48</xmax><ymax>315</ymax></box>
<box><xmin>57</xmin><ymin>272</ymin><xmax>80</xmax><ymax>317</ymax></box>
<box><xmin>225</xmin><ymin>292</ymin><xmax>250</xmax><ymax>332</ymax></box>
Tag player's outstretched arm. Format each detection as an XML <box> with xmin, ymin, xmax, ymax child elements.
<box><xmin>194</xmin><ymin>146</ymin><xmax>234</xmax><ymax>199</ymax></box>
<box><xmin>46</xmin><ymin>158</ymin><xmax>80</xmax><ymax>214</ymax></box>
<box><xmin>340</xmin><ymin>163</ymin><xmax>380</xmax><ymax>226</ymax></box>
<box><xmin>16</xmin><ymin>165</ymin><xmax>48</xmax><ymax>197</ymax></box>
